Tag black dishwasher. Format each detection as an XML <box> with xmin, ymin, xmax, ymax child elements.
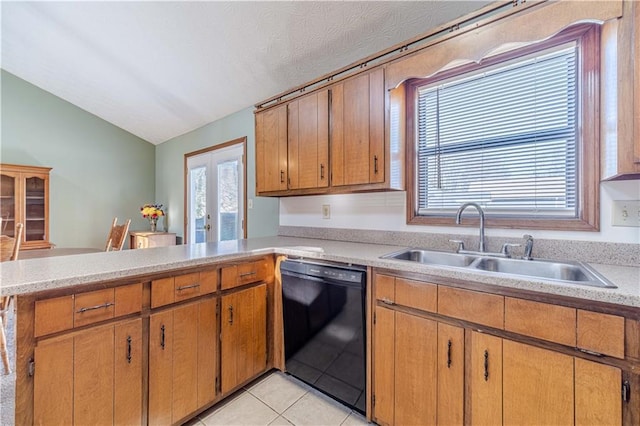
<box><xmin>280</xmin><ymin>258</ymin><xmax>366</xmax><ymax>414</ymax></box>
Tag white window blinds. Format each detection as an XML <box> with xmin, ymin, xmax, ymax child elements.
<box><xmin>416</xmin><ymin>42</ymin><xmax>578</xmax><ymax>218</ymax></box>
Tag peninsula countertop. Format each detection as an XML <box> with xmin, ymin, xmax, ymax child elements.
<box><xmin>1</xmin><ymin>236</ymin><xmax>639</xmax><ymax>308</ymax></box>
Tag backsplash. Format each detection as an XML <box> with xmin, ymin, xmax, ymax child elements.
<box><xmin>278</xmin><ymin>226</ymin><xmax>640</xmax><ymax>267</ymax></box>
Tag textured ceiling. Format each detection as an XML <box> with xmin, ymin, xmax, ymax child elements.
<box><xmin>2</xmin><ymin>1</ymin><xmax>491</xmax><ymax>145</ymax></box>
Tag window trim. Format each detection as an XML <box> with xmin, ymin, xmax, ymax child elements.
<box><xmin>405</xmin><ymin>24</ymin><xmax>600</xmax><ymax>231</ymax></box>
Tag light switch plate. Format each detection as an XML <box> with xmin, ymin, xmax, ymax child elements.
<box><xmin>611</xmin><ymin>200</ymin><xmax>640</xmax><ymax>227</ymax></box>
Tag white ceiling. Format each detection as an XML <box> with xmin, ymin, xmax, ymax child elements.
<box><xmin>2</xmin><ymin>1</ymin><xmax>490</xmax><ymax>145</ymax></box>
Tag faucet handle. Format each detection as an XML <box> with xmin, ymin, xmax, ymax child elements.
<box><xmin>449</xmin><ymin>239</ymin><xmax>465</xmax><ymax>253</ymax></box>
<box><xmin>500</xmin><ymin>243</ymin><xmax>521</xmax><ymax>258</ymax></box>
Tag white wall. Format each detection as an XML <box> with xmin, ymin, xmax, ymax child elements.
<box><xmin>280</xmin><ymin>180</ymin><xmax>640</xmax><ymax>243</ymax></box>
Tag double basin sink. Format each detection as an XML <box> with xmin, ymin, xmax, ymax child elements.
<box><xmin>381</xmin><ymin>249</ymin><xmax>617</xmax><ymax>288</ymax></box>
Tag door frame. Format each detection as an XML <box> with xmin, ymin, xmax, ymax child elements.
<box><xmin>183</xmin><ymin>137</ymin><xmax>248</xmax><ymax>244</ymax></box>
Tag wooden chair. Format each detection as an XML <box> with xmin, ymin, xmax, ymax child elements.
<box><xmin>0</xmin><ymin>222</ymin><xmax>23</xmax><ymax>375</ymax></box>
<box><xmin>105</xmin><ymin>217</ymin><xmax>131</xmax><ymax>251</ymax></box>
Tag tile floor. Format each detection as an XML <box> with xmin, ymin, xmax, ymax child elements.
<box><xmin>187</xmin><ymin>371</ymin><xmax>369</xmax><ymax>426</ymax></box>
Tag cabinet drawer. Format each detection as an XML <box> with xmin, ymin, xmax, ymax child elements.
<box><xmin>151</xmin><ymin>271</ymin><xmax>218</xmax><ymax>308</ymax></box>
<box><xmin>74</xmin><ymin>288</ymin><xmax>116</xmax><ymax>328</ymax></box>
<box><xmin>221</xmin><ymin>259</ymin><xmax>269</xmax><ymax>290</ymax></box>
<box><xmin>34</xmin><ymin>284</ymin><xmax>143</xmax><ymax>337</ymax></box>
<box><xmin>35</xmin><ymin>295</ymin><xmax>74</xmax><ymax>337</ymax></box>
<box><xmin>577</xmin><ymin>310</ymin><xmax>625</xmax><ymax>359</ymax></box>
<box><xmin>505</xmin><ymin>298</ymin><xmax>576</xmax><ymax>347</ymax></box>
<box><xmin>438</xmin><ymin>286</ymin><xmax>504</xmax><ymax>329</ymax></box>
<box><xmin>395</xmin><ymin>278</ymin><xmax>437</xmax><ymax>313</ymax></box>
<box><xmin>374</xmin><ymin>274</ymin><xmax>395</xmax><ymax>303</ymax></box>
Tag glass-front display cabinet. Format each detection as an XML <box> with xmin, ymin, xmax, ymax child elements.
<box><xmin>0</xmin><ymin>164</ymin><xmax>53</xmax><ymax>250</ymax></box>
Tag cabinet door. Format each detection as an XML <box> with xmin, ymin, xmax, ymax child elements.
<box><xmin>331</xmin><ymin>68</ymin><xmax>385</xmax><ymax>186</ymax></box>
<box><xmin>149</xmin><ymin>310</ymin><xmax>174</xmax><ymax>425</ymax></box>
<box><xmin>0</xmin><ymin>171</ymin><xmax>18</xmax><ymax>238</ymax></box>
<box><xmin>437</xmin><ymin>323</ymin><xmax>464</xmax><ymax>425</ymax></box>
<box><xmin>288</xmin><ymin>90</ymin><xmax>329</xmax><ymax>189</ymax></box>
<box><xmin>372</xmin><ymin>306</ymin><xmax>395</xmax><ymax>426</ymax></box>
<box><xmin>74</xmin><ymin>325</ymin><xmax>114</xmax><ymax>426</ymax></box>
<box><xmin>469</xmin><ymin>331</ymin><xmax>502</xmax><ymax>426</ymax></box>
<box><xmin>575</xmin><ymin>358</ymin><xmax>622</xmax><ymax>425</ymax></box>
<box><xmin>171</xmin><ymin>303</ymin><xmax>199</xmax><ymax>423</ymax></box>
<box><xmin>256</xmin><ymin>104</ymin><xmax>288</xmax><ymax>193</ymax></box>
<box><xmin>221</xmin><ymin>284</ymin><xmax>267</xmax><ymax>394</ymax></box>
<box><xmin>394</xmin><ymin>312</ymin><xmax>437</xmax><ymax>425</ymax></box>
<box><xmin>114</xmin><ymin>319</ymin><xmax>143</xmax><ymax>426</ymax></box>
<box><xmin>503</xmin><ymin>340</ymin><xmax>574</xmax><ymax>426</ymax></box>
<box><xmin>34</xmin><ymin>336</ymin><xmax>74</xmax><ymax>425</ymax></box>
<box><xmin>22</xmin><ymin>173</ymin><xmax>48</xmax><ymax>245</ymax></box>
<box><xmin>198</xmin><ymin>298</ymin><xmax>217</xmax><ymax>407</ymax></box>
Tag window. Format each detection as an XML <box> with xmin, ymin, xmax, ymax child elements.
<box><xmin>406</xmin><ymin>24</ymin><xmax>600</xmax><ymax>231</ymax></box>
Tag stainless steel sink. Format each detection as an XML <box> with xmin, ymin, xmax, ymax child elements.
<box><xmin>381</xmin><ymin>248</ymin><xmax>617</xmax><ymax>288</ymax></box>
<box><xmin>381</xmin><ymin>249</ymin><xmax>478</xmax><ymax>267</ymax></box>
<box><xmin>470</xmin><ymin>257</ymin><xmax>616</xmax><ymax>288</ymax></box>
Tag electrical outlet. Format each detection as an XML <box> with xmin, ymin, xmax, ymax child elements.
<box><xmin>612</xmin><ymin>200</ymin><xmax>640</xmax><ymax>227</ymax></box>
<box><xmin>248</xmin><ymin>199</ymin><xmax>253</xmax><ymax>209</ymax></box>
<box><xmin>322</xmin><ymin>204</ymin><xmax>331</xmax><ymax>219</ymax></box>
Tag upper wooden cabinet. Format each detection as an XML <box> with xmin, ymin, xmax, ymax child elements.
<box><xmin>0</xmin><ymin>163</ymin><xmax>53</xmax><ymax>250</ymax></box>
<box><xmin>330</xmin><ymin>68</ymin><xmax>385</xmax><ymax>186</ymax></box>
<box><xmin>254</xmin><ymin>66</ymin><xmax>405</xmax><ymax>196</ymax></box>
<box><xmin>288</xmin><ymin>90</ymin><xmax>329</xmax><ymax>190</ymax></box>
<box><xmin>255</xmin><ymin>104</ymin><xmax>288</xmax><ymax>193</ymax></box>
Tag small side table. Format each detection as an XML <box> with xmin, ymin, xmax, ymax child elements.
<box><xmin>129</xmin><ymin>231</ymin><xmax>177</xmax><ymax>249</ymax></box>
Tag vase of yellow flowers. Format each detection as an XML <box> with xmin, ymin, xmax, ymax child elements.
<box><xmin>140</xmin><ymin>204</ymin><xmax>164</xmax><ymax>232</ymax></box>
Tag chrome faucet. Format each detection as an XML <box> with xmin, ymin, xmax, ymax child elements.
<box><xmin>455</xmin><ymin>202</ymin><xmax>486</xmax><ymax>252</ymax></box>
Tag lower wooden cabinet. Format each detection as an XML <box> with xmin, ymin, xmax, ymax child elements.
<box><xmin>33</xmin><ymin>318</ymin><xmax>143</xmax><ymax>425</ymax></box>
<box><xmin>149</xmin><ymin>298</ymin><xmax>217</xmax><ymax>425</ymax></box>
<box><xmin>221</xmin><ymin>283</ymin><xmax>267</xmax><ymax>394</ymax></box>
<box><xmin>372</xmin><ymin>306</ymin><xmax>463</xmax><ymax>426</ymax></box>
<box><xmin>372</xmin><ymin>271</ymin><xmax>628</xmax><ymax>426</ymax></box>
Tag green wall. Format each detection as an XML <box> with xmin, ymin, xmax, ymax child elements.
<box><xmin>1</xmin><ymin>70</ymin><xmax>156</xmax><ymax>249</ymax></box>
<box><xmin>155</xmin><ymin>107</ymin><xmax>279</xmax><ymax>240</ymax></box>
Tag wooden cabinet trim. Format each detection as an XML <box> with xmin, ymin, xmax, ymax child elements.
<box><xmin>577</xmin><ymin>309</ymin><xmax>625</xmax><ymax>359</ymax></box>
<box><xmin>505</xmin><ymin>297</ymin><xmax>576</xmax><ymax>347</ymax></box>
<box><xmin>438</xmin><ymin>286</ymin><xmax>504</xmax><ymax>330</ymax></box>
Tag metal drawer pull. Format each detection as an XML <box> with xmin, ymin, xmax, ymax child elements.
<box><xmin>160</xmin><ymin>325</ymin><xmax>166</xmax><ymax>350</ymax></box>
<box><xmin>126</xmin><ymin>336</ymin><xmax>132</xmax><ymax>363</ymax></box>
<box><xmin>374</xmin><ymin>155</ymin><xmax>379</xmax><ymax>174</ymax></box>
<box><xmin>228</xmin><ymin>306</ymin><xmax>234</xmax><ymax>324</ymax></box>
<box><xmin>177</xmin><ymin>283</ymin><xmax>200</xmax><ymax>291</ymax></box>
<box><xmin>239</xmin><ymin>271</ymin><xmax>257</xmax><ymax>278</ymax></box>
<box><xmin>76</xmin><ymin>302</ymin><xmax>114</xmax><ymax>313</ymax></box>
<box><xmin>447</xmin><ymin>340</ymin><xmax>452</xmax><ymax>368</ymax></box>
<box><xmin>380</xmin><ymin>297</ymin><xmax>394</xmax><ymax>306</ymax></box>
<box><xmin>484</xmin><ymin>350</ymin><xmax>489</xmax><ymax>381</ymax></box>
<box><xmin>320</xmin><ymin>164</ymin><xmax>325</xmax><ymax>179</ymax></box>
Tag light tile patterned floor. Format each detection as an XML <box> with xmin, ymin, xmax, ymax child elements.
<box><xmin>187</xmin><ymin>371</ymin><xmax>369</xmax><ymax>426</ymax></box>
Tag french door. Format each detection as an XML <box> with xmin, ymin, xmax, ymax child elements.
<box><xmin>185</xmin><ymin>139</ymin><xmax>246</xmax><ymax>244</ymax></box>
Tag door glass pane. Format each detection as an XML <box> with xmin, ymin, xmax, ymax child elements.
<box><xmin>190</xmin><ymin>166</ymin><xmax>207</xmax><ymax>243</ymax></box>
<box><xmin>0</xmin><ymin>174</ymin><xmax>16</xmax><ymax>237</ymax></box>
<box><xmin>217</xmin><ymin>160</ymin><xmax>239</xmax><ymax>241</ymax></box>
<box><xmin>25</xmin><ymin>177</ymin><xmax>45</xmax><ymax>241</ymax></box>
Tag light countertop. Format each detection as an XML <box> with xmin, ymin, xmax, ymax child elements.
<box><xmin>1</xmin><ymin>236</ymin><xmax>638</xmax><ymax>308</ymax></box>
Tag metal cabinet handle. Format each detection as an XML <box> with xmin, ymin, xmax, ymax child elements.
<box><xmin>320</xmin><ymin>164</ymin><xmax>325</xmax><ymax>180</ymax></box>
<box><xmin>484</xmin><ymin>350</ymin><xmax>489</xmax><ymax>381</ymax></box>
<box><xmin>160</xmin><ymin>325</ymin><xmax>166</xmax><ymax>350</ymax></box>
<box><xmin>447</xmin><ymin>340</ymin><xmax>452</xmax><ymax>368</ymax></box>
<box><xmin>228</xmin><ymin>306</ymin><xmax>234</xmax><ymax>324</ymax></box>
<box><xmin>374</xmin><ymin>155</ymin><xmax>379</xmax><ymax>174</ymax></box>
<box><xmin>177</xmin><ymin>283</ymin><xmax>200</xmax><ymax>291</ymax></box>
<box><xmin>76</xmin><ymin>302</ymin><xmax>114</xmax><ymax>313</ymax></box>
<box><xmin>380</xmin><ymin>297</ymin><xmax>395</xmax><ymax>306</ymax></box>
<box><xmin>280</xmin><ymin>170</ymin><xmax>285</xmax><ymax>183</ymax></box>
<box><xmin>239</xmin><ymin>271</ymin><xmax>257</xmax><ymax>278</ymax></box>
<box><xmin>126</xmin><ymin>336</ymin><xmax>132</xmax><ymax>364</ymax></box>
